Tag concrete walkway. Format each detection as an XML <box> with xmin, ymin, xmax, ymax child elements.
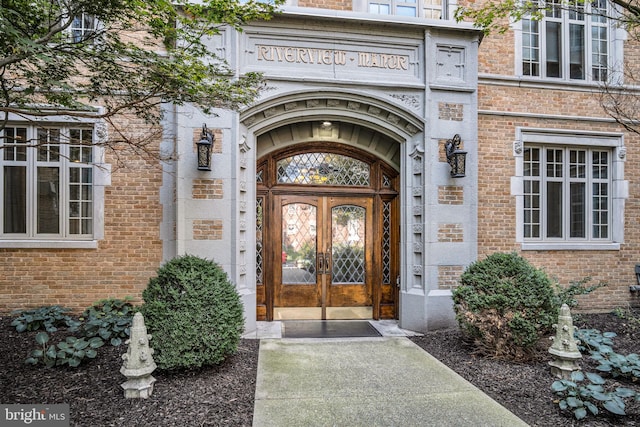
<box><xmin>252</xmin><ymin>336</ymin><xmax>528</xmax><ymax>427</ymax></box>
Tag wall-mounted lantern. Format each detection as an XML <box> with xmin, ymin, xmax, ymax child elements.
<box><xmin>444</xmin><ymin>134</ymin><xmax>467</xmax><ymax>178</ymax></box>
<box><xmin>196</xmin><ymin>124</ymin><xmax>214</xmax><ymax>171</ymax></box>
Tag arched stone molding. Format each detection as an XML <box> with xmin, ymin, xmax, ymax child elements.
<box><xmin>240</xmin><ymin>90</ymin><xmax>424</xmax><ymax>146</ymax></box>
<box><xmin>237</xmin><ymin>89</ymin><xmax>424</xmax><ymax>332</ymax></box>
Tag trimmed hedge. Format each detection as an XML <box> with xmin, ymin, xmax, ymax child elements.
<box><xmin>141</xmin><ymin>255</ymin><xmax>244</xmax><ymax>370</ymax></box>
<box><xmin>452</xmin><ymin>252</ymin><xmax>557</xmax><ymax>360</ymax></box>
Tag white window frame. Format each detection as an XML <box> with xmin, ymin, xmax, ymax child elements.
<box><xmin>512</xmin><ymin>128</ymin><xmax>627</xmax><ymax>251</ymax></box>
<box><xmin>515</xmin><ymin>0</ymin><xmax>620</xmax><ymax>83</ymax></box>
<box><xmin>0</xmin><ymin>115</ymin><xmax>110</xmax><ymax>249</ymax></box>
<box><xmin>69</xmin><ymin>12</ymin><xmax>100</xmax><ymax>43</ymax></box>
<box><xmin>358</xmin><ymin>0</ymin><xmax>453</xmax><ymax>19</ymax></box>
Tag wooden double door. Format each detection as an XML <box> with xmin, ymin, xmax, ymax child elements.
<box><xmin>275</xmin><ymin>195</ymin><xmax>373</xmax><ymax>320</ymax></box>
<box><xmin>255</xmin><ymin>145</ymin><xmax>399</xmax><ymax>321</ymax></box>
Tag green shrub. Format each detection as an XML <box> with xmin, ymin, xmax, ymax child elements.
<box><xmin>452</xmin><ymin>252</ymin><xmax>557</xmax><ymax>360</ymax></box>
<box><xmin>141</xmin><ymin>255</ymin><xmax>244</xmax><ymax>370</ymax></box>
<box><xmin>80</xmin><ymin>297</ymin><xmax>134</xmax><ymax>346</ymax></box>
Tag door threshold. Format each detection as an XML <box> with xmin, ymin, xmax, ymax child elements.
<box><xmin>273</xmin><ymin>306</ymin><xmax>373</xmax><ymax>320</ymax></box>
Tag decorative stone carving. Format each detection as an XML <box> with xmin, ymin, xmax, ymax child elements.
<box><xmin>263</xmin><ymin>107</ymin><xmax>278</xmax><ymax>118</ymax></box>
<box><xmin>347</xmin><ymin>101</ymin><xmax>360</xmax><ymax>110</ymax></box>
<box><xmin>619</xmin><ymin>146</ymin><xmax>627</xmax><ymax>159</ymax></box>
<box><xmin>436</xmin><ymin>45</ymin><xmax>465</xmax><ymax>82</ymax></box>
<box><xmin>368</xmin><ymin>106</ymin><xmax>382</xmax><ymax>116</ymax></box>
<box><xmin>121</xmin><ymin>312</ymin><xmax>157</xmax><ymax>399</ymax></box>
<box><xmin>239</xmin><ymin>135</ymin><xmax>250</xmax><ymax>154</ymax></box>
<box><xmin>405</xmin><ymin>123</ymin><xmax>419</xmax><ymax>135</ymax></box>
<box><xmin>389</xmin><ymin>94</ymin><xmax>420</xmax><ymax>109</ymax></box>
<box><xmin>548</xmin><ymin>304</ymin><xmax>582</xmax><ymax>379</ymax></box>
<box><xmin>513</xmin><ymin>140</ymin><xmax>523</xmax><ymax>155</ymax></box>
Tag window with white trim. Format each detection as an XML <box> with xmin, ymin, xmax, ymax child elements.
<box><xmin>523</xmin><ymin>145</ymin><xmax>610</xmax><ymax>240</ymax></box>
<box><xmin>367</xmin><ymin>0</ymin><xmax>448</xmax><ymax>18</ymax></box>
<box><xmin>1</xmin><ymin>125</ymin><xmax>95</xmax><ymax>239</ymax></box>
<box><xmin>514</xmin><ymin>131</ymin><xmax>627</xmax><ymax>250</ymax></box>
<box><xmin>70</xmin><ymin>12</ymin><xmax>98</xmax><ymax>43</ymax></box>
<box><xmin>521</xmin><ymin>0</ymin><xmax>610</xmax><ymax>82</ymax></box>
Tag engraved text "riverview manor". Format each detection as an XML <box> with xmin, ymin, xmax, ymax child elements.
<box><xmin>256</xmin><ymin>45</ymin><xmax>409</xmax><ymax>70</ymax></box>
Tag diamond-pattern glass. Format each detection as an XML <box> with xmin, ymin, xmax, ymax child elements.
<box><xmin>282</xmin><ymin>203</ymin><xmax>317</xmax><ymax>285</ymax></box>
<box><xmin>277</xmin><ymin>153</ymin><xmax>370</xmax><ymax>186</ymax></box>
<box><xmin>382</xmin><ymin>201</ymin><xmax>391</xmax><ymax>284</ymax></box>
<box><xmin>256</xmin><ymin>197</ymin><xmax>264</xmax><ymax>284</ymax></box>
<box><xmin>331</xmin><ymin>205</ymin><xmax>365</xmax><ymax>284</ymax></box>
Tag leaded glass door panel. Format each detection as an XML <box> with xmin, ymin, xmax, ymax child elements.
<box><xmin>273</xmin><ymin>195</ymin><xmax>373</xmax><ymax>320</ymax></box>
<box><xmin>326</xmin><ymin>197</ymin><xmax>373</xmax><ymax>318</ymax></box>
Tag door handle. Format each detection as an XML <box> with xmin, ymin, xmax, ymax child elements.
<box><xmin>324</xmin><ymin>251</ymin><xmax>331</xmax><ymax>275</ymax></box>
<box><xmin>317</xmin><ymin>253</ymin><xmax>325</xmax><ymax>274</ymax></box>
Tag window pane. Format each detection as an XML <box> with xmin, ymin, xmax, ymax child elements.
<box><xmin>3</xmin><ymin>166</ymin><xmax>26</xmax><ymax>233</ymax></box>
<box><xmin>570</xmin><ymin>182</ymin><xmax>585</xmax><ymax>237</ymax></box>
<box><xmin>277</xmin><ymin>152</ymin><xmax>370</xmax><ymax>186</ymax></box>
<box><xmin>69</xmin><ymin>165</ymin><xmax>93</xmax><ymax>235</ymax></box>
<box><xmin>569</xmin><ymin>23</ymin><xmax>585</xmax><ymax>79</ymax></box>
<box><xmin>369</xmin><ymin>3</ymin><xmax>390</xmax><ymax>14</ymax></box>
<box><xmin>524</xmin><ymin>178</ymin><xmax>540</xmax><ymax>238</ymax></box>
<box><xmin>524</xmin><ymin>147</ymin><xmax>540</xmax><ymax>176</ymax></box>
<box><xmin>332</xmin><ymin>205</ymin><xmax>366</xmax><ymax>284</ymax></box>
<box><xmin>546</xmin><ymin>181</ymin><xmax>563</xmax><ymax>237</ymax></box>
<box><xmin>397</xmin><ymin>6</ymin><xmax>416</xmax><ymax>16</ymax></box>
<box><xmin>592</xmin><ymin>182</ymin><xmax>608</xmax><ymax>238</ymax></box>
<box><xmin>569</xmin><ymin>150</ymin><xmax>585</xmax><ymax>178</ymax></box>
<box><xmin>523</xmin><ymin>19</ymin><xmax>540</xmax><ymax>76</ymax></box>
<box><xmin>546</xmin><ymin>149</ymin><xmax>563</xmax><ymax>177</ymax></box>
<box><xmin>37</xmin><ymin>167</ymin><xmax>60</xmax><ymax>234</ymax></box>
<box><xmin>546</xmin><ymin>21</ymin><xmax>562</xmax><ymax>78</ymax></box>
<box><xmin>282</xmin><ymin>203</ymin><xmax>316</xmax><ymax>285</ymax></box>
<box><xmin>4</xmin><ymin>127</ymin><xmax>27</xmax><ymax>161</ymax></box>
<box><xmin>591</xmin><ymin>25</ymin><xmax>608</xmax><ymax>81</ymax></box>
<box><xmin>423</xmin><ymin>7</ymin><xmax>442</xmax><ymax>19</ymax></box>
<box><xmin>38</xmin><ymin>128</ymin><xmax>60</xmax><ymax>162</ymax></box>
<box><xmin>592</xmin><ymin>151</ymin><xmax>608</xmax><ymax>179</ymax></box>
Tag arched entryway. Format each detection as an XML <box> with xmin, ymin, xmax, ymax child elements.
<box><xmin>255</xmin><ymin>129</ymin><xmax>400</xmax><ymax>321</ymax></box>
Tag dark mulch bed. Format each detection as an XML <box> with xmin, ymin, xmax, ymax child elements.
<box><xmin>1</xmin><ymin>311</ymin><xmax>640</xmax><ymax>426</ymax></box>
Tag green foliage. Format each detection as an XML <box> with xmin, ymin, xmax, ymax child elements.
<box><xmin>0</xmin><ymin>0</ymin><xmax>284</xmax><ymax>149</ymax></box>
<box><xmin>454</xmin><ymin>0</ymin><xmax>629</xmax><ymax>35</ymax></box>
<box><xmin>577</xmin><ymin>329</ymin><xmax>640</xmax><ymax>380</ymax></box>
<box><xmin>551</xmin><ymin>370</ymin><xmax>638</xmax><ymax>419</ymax></box>
<box><xmin>452</xmin><ymin>252</ymin><xmax>558</xmax><ymax>360</ymax></box>
<box><xmin>80</xmin><ymin>297</ymin><xmax>134</xmax><ymax>346</ymax></box>
<box><xmin>553</xmin><ymin>277</ymin><xmax>607</xmax><ymax>309</ymax></box>
<box><xmin>25</xmin><ymin>332</ymin><xmax>104</xmax><ymax>368</ymax></box>
<box><xmin>11</xmin><ymin>306</ymin><xmax>81</xmax><ymax>333</ymax></box>
<box><xmin>141</xmin><ymin>255</ymin><xmax>244</xmax><ymax>370</ymax></box>
<box><xmin>14</xmin><ymin>299</ymin><xmax>134</xmax><ymax>367</ymax></box>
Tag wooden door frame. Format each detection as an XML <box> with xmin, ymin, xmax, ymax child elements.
<box><xmin>256</xmin><ymin>143</ymin><xmax>399</xmax><ymax>321</ymax></box>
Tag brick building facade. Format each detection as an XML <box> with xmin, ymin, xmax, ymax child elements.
<box><xmin>1</xmin><ymin>0</ymin><xmax>637</xmax><ymax>332</ymax></box>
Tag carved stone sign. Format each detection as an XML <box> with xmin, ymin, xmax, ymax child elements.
<box><xmin>256</xmin><ymin>44</ymin><xmax>410</xmax><ymax>71</ymax></box>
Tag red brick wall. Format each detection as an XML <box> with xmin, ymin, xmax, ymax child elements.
<box><xmin>0</xmin><ymin>118</ymin><xmax>164</xmax><ymax>313</ymax></box>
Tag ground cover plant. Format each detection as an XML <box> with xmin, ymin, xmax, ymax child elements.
<box><xmin>1</xmin><ymin>309</ymin><xmax>639</xmax><ymax>426</ymax></box>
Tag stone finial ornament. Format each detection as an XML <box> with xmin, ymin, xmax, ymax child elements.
<box><xmin>548</xmin><ymin>304</ymin><xmax>582</xmax><ymax>379</ymax></box>
<box><xmin>121</xmin><ymin>312</ymin><xmax>157</xmax><ymax>398</ymax></box>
